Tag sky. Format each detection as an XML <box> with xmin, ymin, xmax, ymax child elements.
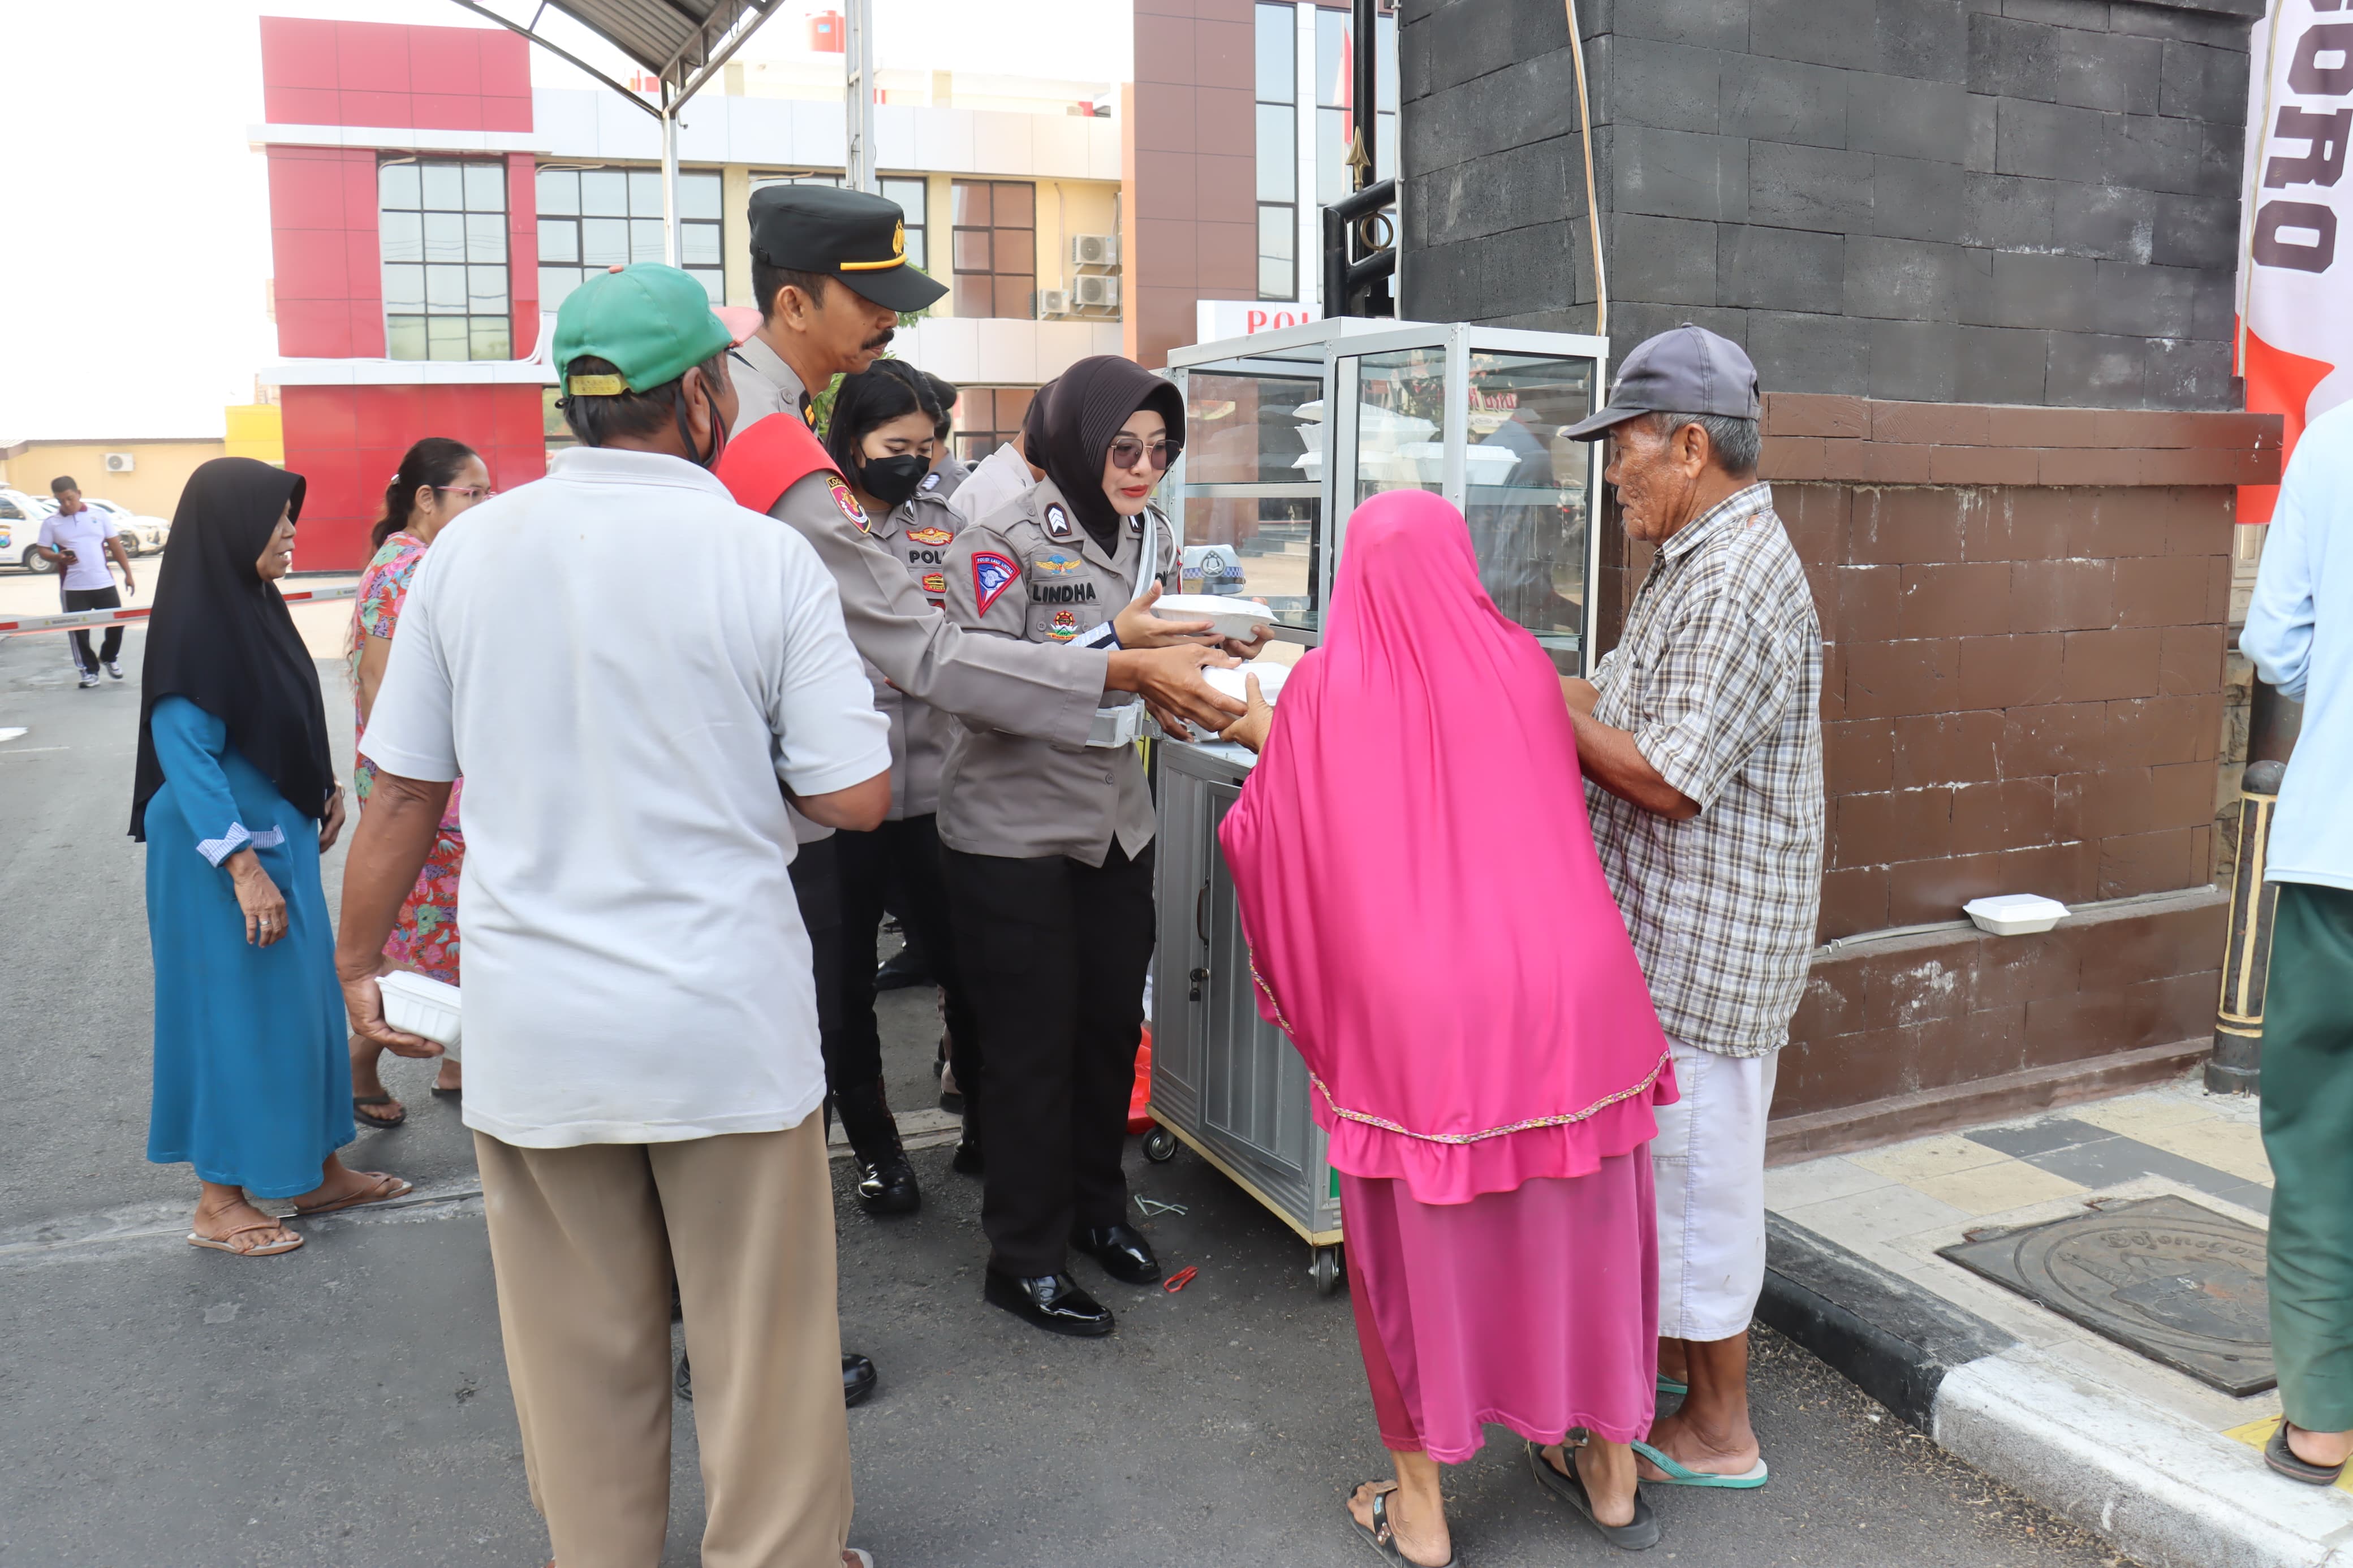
<box><xmin>0</xmin><ymin>0</ymin><xmax>1128</xmax><ymax>444</ymax></box>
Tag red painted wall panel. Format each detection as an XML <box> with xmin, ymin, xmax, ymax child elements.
<box><xmin>260</xmin><ymin>16</ymin><xmax>529</xmax><ymax>131</ymax></box>
<box><xmin>284</xmin><ymin>383</ymin><xmax>549</xmax><ymax>571</ymax></box>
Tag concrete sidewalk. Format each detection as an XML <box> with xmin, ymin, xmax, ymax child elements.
<box><xmin>1761</xmin><ymin>1070</ymin><xmax>2353</xmax><ymax>1568</ymax></box>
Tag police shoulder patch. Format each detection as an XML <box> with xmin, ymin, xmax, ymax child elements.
<box><xmin>972</xmin><ymin>551</ymin><xmax>1019</xmax><ymax>615</ymax></box>
<box><xmin>826</xmin><ymin>475</ymin><xmax>869</xmax><ymax>532</ymax></box>
<box><xmin>1042</xmin><ymin>503</ymin><xmax>1074</xmax><ymax>541</ymax></box>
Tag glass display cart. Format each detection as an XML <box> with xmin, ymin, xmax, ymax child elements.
<box><xmin>1145</xmin><ymin>319</ymin><xmax>1608</xmax><ymax>1292</ymax></box>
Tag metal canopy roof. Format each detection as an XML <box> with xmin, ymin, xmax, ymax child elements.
<box><xmin>450</xmin><ymin>0</ymin><xmax>786</xmax><ymax>118</ymax></box>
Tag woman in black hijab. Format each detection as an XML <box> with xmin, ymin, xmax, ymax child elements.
<box><xmin>936</xmin><ymin>356</ymin><xmax>1266</xmax><ymax>1337</ymax></box>
<box><xmin>137</xmin><ymin>457</ymin><xmax>412</xmax><ymax>1258</ymax></box>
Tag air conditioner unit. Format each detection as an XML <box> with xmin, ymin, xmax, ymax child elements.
<box><xmin>1074</xmin><ymin>274</ymin><xmax>1120</xmax><ymax>309</ymax></box>
<box><xmin>1071</xmin><ymin>233</ymin><xmax>1119</xmax><ymax>267</ymax></box>
<box><xmin>1037</xmin><ymin>288</ymin><xmax>1070</xmax><ymax>318</ymax></box>
<box><xmin>104</xmin><ymin>453</ymin><xmax>135</xmax><ymax>473</ymax></box>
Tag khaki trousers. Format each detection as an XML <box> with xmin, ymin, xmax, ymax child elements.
<box><xmin>475</xmin><ymin>1119</ymin><xmax>852</xmax><ymax>1568</ymax></box>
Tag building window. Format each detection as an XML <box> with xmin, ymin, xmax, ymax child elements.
<box><xmin>880</xmin><ymin>176</ymin><xmax>929</xmax><ymax>272</ymax></box>
<box><xmin>381</xmin><ymin>159</ymin><xmax>511</xmax><ymax>361</ymax></box>
<box><xmin>951</xmin><ymin>180</ymin><xmax>1036</xmax><ymax>319</ymax></box>
<box><xmin>951</xmin><ymin>386</ymin><xmax>1036</xmax><ymax>466</ymax></box>
<box><xmin>1315</xmin><ymin>8</ymin><xmax>1398</xmax><ymax>208</ymax></box>
<box><xmin>1255</xmin><ymin>2</ymin><xmax>1298</xmax><ymax>301</ymax></box>
<box><xmin>536</xmin><ymin>167</ymin><xmax>725</xmax><ymax>311</ymax></box>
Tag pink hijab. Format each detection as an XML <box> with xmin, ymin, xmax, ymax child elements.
<box><xmin>1219</xmin><ymin>490</ymin><xmax>1673</xmax><ymax>1205</ymax></box>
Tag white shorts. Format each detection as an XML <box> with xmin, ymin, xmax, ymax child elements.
<box><xmin>1652</xmin><ymin>1037</ymin><xmax>1778</xmax><ymax>1342</ymax></box>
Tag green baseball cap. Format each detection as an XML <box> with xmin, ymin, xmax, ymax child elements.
<box><xmin>553</xmin><ymin>264</ymin><xmax>736</xmax><ymax>396</ymax></box>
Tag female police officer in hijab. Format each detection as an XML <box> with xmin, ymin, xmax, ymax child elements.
<box><xmin>938</xmin><ymin>356</ymin><xmax>1266</xmax><ymax>1336</ymax></box>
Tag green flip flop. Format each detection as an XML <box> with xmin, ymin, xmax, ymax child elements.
<box><xmin>1632</xmin><ymin>1440</ymin><xmax>1768</xmax><ymax>1489</ymax></box>
<box><xmin>1656</xmin><ymin>1374</ymin><xmax>1688</xmax><ymax>1398</ymax></box>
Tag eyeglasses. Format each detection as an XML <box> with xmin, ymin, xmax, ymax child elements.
<box><xmin>435</xmin><ymin>485</ymin><xmax>498</xmax><ymax>500</ymax></box>
<box><xmin>1106</xmin><ymin>438</ymin><xmax>1178</xmax><ymax>473</ymax></box>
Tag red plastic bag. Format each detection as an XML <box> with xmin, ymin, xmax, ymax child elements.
<box><xmin>1127</xmin><ymin>1026</ymin><xmax>1155</xmax><ymax>1134</ymax></box>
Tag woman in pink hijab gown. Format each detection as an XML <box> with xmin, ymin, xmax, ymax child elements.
<box><xmin>1218</xmin><ymin>489</ymin><xmax>1676</xmax><ymax>1562</ymax></box>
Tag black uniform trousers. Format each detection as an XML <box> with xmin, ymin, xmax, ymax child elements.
<box><xmin>944</xmin><ymin>840</ymin><xmax>1155</xmax><ymax>1277</ymax></box>
<box><xmin>62</xmin><ymin>586</ymin><xmax>123</xmax><ymax>674</ymax></box>
<box><xmin>832</xmin><ymin>813</ymin><xmax>976</xmax><ymax>1099</ymax></box>
<box><xmin>785</xmin><ymin>833</ymin><xmax>852</xmax><ymax>1101</ymax></box>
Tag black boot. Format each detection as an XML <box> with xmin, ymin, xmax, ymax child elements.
<box><xmin>834</xmin><ymin>1080</ymin><xmax>920</xmax><ymax>1216</ymax></box>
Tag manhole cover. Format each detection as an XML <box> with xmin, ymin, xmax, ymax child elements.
<box><xmin>1937</xmin><ymin>1194</ymin><xmax>2272</xmax><ymax>1394</ymax></box>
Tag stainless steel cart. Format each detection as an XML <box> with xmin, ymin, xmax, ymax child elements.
<box><xmin>1143</xmin><ymin>318</ymin><xmax>1610</xmax><ymax>1295</ymax></box>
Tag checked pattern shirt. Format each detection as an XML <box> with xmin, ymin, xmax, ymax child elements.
<box><xmin>1587</xmin><ymin>483</ymin><xmax>1825</xmax><ymax>1058</ymax></box>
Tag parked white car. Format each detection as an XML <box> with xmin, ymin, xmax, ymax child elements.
<box><xmin>80</xmin><ymin>497</ymin><xmax>169</xmax><ymax>556</ymax></box>
<box><xmin>0</xmin><ymin>490</ymin><xmax>163</xmax><ymax>568</ymax></box>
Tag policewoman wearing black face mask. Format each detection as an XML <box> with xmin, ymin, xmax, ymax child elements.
<box><xmin>812</xmin><ymin>358</ymin><xmax>977</xmax><ymax>1218</ymax></box>
<box><xmin>938</xmin><ymin>356</ymin><xmax>1270</xmax><ymax>1338</ymax></box>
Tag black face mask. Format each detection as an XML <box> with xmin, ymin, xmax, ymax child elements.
<box><xmin>859</xmin><ymin>453</ymin><xmax>931</xmax><ymax>508</ymax></box>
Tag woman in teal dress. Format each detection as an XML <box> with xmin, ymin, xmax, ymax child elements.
<box><xmin>135</xmin><ymin>457</ymin><xmax>414</xmax><ymax>1258</ymax></box>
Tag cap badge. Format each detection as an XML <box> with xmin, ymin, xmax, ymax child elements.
<box><xmin>1042</xmin><ymin>503</ymin><xmax>1074</xmax><ymax>542</ymax></box>
<box><xmin>894</xmin><ymin>221</ymin><xmax>905</xmax><ymax>257</ymax></box>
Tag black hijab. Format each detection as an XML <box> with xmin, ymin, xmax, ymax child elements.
<box><xmin>131</xmin><ymin>458</ymin><xmax>334</xmax><ymax>841</ymax></box>
<box><xmin>1031</xmin><ymin>356</ymin><xmax>1184</xmax><ymax>552</ymax></box>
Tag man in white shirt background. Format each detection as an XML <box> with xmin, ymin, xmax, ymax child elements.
<box><xmin>338</xmin><ymin>264</ymin><xmax>887</xmax><ymax>1568</ymax></box>
<box><xmin>32</xmin><ymin>476</ymin><xmax>137</xmax><ymax>688</ymax></box>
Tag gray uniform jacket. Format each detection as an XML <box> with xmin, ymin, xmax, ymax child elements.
<box><xmin>939</xmin><ymin>477</ymin><xmax>1171</xmax><ymax>866</ymax></box>
<box><xmin>723</xmin><ymin>350</ymin><xmax>1112</xmax><ymax>837</ymax></box>
<box><xmin>860</xmin><ymin>487</ymin><xmax>967</xmax><ymax>818</ymax></box>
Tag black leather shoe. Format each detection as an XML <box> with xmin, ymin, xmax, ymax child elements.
<box><xmin>856</xmin><ymin>1155</ymin><xmax>921</xmax><ymax>1216</ymax></box>
<box><xmin>675</xmin><ymin>1351</ymin><xmax>693</xmax><ymax>1401</ymax></box>
<box><xmin>874</xmin><ymin>946</ymin><xmax>929</xmax><ymax>991</ymax></box>
<box><xmin>1071</xmin><ymin>1222</ymin><xmax>1162</xmax><ymax>1285</ymax></box>
<box><xmin>950</xmin><ymin>1131</ymin><xmax>983</xmax><ymax>1176</ymax></box>
<box><xmin>984</xmin><ymin>1269</ymin><xmax>1115</xmax><ymax>1337</ymax></box>
<box><xmin>842</xmin><ymin>1351</ymin><xmax>877</xmax><ymax>1407</ymax></box>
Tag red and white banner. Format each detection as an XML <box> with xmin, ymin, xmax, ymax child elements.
<box><xmin>2238</xmin><ymin>2</ymin><xmax>2353</xmax><ymax>521</ymax></box>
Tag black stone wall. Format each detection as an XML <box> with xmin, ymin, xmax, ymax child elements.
<box><xmin>1397</xmin><ymin>0</ymin><xmax>2263</xmax><ymax>409</ymax></box>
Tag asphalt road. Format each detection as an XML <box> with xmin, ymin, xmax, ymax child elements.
<box><xmin>0</xmin><ymin>619</ymin><xmax>2136</xmax><ymax>1567</ymax></box>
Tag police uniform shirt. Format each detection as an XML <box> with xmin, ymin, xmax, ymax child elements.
<box><xmin>729</xmin><ymin>334</ymin><xmax>813</xmax><ymax>430</ymax></box>
<box><xmin>948</xmin><ymin>441</ymin><xmax>1037</xmax><ymax>528</ymax></box>
<box><xmin>923</xmin><ymin>451</ymin><xmax>973</xmax><ymax>503</ymax></box>
<box><xmin>938</xmin><ymin>477</ymin><xmax>1170</xmax><ymax>866</ymax></box>
<box><xmin>859</xmin><ymin>486</ymin><xmax>967</xmax><ymax>817</ymax></box>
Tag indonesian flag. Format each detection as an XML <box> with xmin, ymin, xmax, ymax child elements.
<box><xmin>2238</xmin><ymin>2</ymin><xmax>2353</xmax><ymax>521</ymax></box>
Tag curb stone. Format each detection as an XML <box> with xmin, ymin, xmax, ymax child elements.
<box><xmin>1760</xmin><ymin>1215</ymin><xmax>2353</xmax><ymax>1568</ymax></box>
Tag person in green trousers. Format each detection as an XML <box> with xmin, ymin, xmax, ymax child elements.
<box><xmin>2242</xmin><ymin>399</ymin><xmax>2353</xmax><ymax>1485</ymax></box>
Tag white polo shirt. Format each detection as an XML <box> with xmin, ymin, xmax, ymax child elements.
<box><xmin>362</xmin><ymin>446</ymin><xmax>890</xmax><ymax>1148</ymax></box>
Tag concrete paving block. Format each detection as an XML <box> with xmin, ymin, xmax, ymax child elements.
<box><xmin>2160</xmin><ymin>1118</ymin><xmax>2272</xmax><ymax>1185</ymax></box>
<box><xmin>1874</xmin><ymin>1</ymin><xmax>1970</xmax><ymax>84</ymax></box>
<box><xmin>2047</xmin><ymin>332</ymin><xmax>2150</xmax><ymax>408</ymax></box>
<box><xmin>2031</xmin><ymin>1330</ymin><xmax>2282</xmax><ymax>1436</ymax></box>
<box><xmin>2146</xmin><ymin>337</ymin><xmax>2238</xmax><ymax>412</ymax></box>
<box><xmin>2071</xmin><ymin>1093</ymin><xmax>2218</xmax><ymax>1139</ymax></box>
<box><xmin>2054</xmin><ymin>183</ymin><xmax>2162</xmax><ymax>265</ymax></box>
<box><xmin>1907</xmin><ymin>1159</ymin><xmax>2089</xmax><ymax>1216</ymax></box>
<box><xmin>1781</xmin><ymin>1178</ymin><xmax>1975</xmax><ymax>1245</ymax></box>
<box><xmin>1871</xmin><ymin>154</ymin><xmax>1971</xmax><ymax>244</ymax></box>
<box><xmin>1766</xmin><ymin>1152</ymin><xmax>1896</xmax><ymax>1209</ymax></box>
<box><xmin>1604</xmin><ymin>33</ymin><xmax>1726</xmax><ymax>136</ymax></box>
<box><xmin>1849</xmin><ymin>73</ymin><xmax>1973</xmax><ymax>161</ymax></box>
<box><xmin>1961</xmin><ymin>170</ymin><xmax>2058</xmax><ymax>250</ymax></box>
<box><xmin>1968</xmin><ymin>13</ymin><xmax>2061</xmax><ymax>103</ymax></box>
<box><xmin>2160</xmin><ymin>37</ymin><xmax>2251</xmax><ymax>126</ymax></box>
<box><xmin>1610</xmin><ymin>212</ymin><xmax>1719</xmax><ymax>306</ymax></box>
<box><xmin>1750</xmin><ymin>0</ymin><xmax>1879</xmax><ymax>72</ymax></box>
<box><xmin>1749</xmin><ymin>141</ymin><xmax>1876</xmax><ymax>232</ymax></box>
<box><xmin>1852</xmin><ymin>1133</ymin><xmax>2016</xmax><ymax>1183</ymax></box>
<box><xmin>2055</xmin><ymin>28</ymin><xmax>2164</xmax><ymax>116</ymax></box>
<box><xmin>1937</xmin><ymin>1347</ymin><xmax>2353</xmax><ymax>1568</ymax></box>
<box><xmin>2102</xmin><ymin>111</ymin><xmax>2209</xmax><ymax>197</ymax></box>
<box><xmin>1845</xmin><ymin>234</ymin><xmax>1972</xmax><ymax>320</ymax></box>
<box><xmin>1996</xmin><ymin>97</ymin><xmax>2111</xmax><ymax>183</ymax></box>
<box><xmin>1720</xmin><ymin>51</ymin><xmax>1851</xmax><ymax>150</ymax></box>
<box><xmin>1606</xmin><ymin>0</ymin><xmax>1751</xmax><ymax>52</ymax></box>
<box><xmin>2153</xmin><ymin>190</ymin><xmax>2238</xmax><ymax>271</ymax></box>
<box><xmin>1612</xmin><ymin>123</ymin><xmax>1750</xmax><ymax>222</ymax></box>
<box><xmin>2089</xmin><ymin>257</ymin><xmax>2204</xmax><ymax>338</ymax></box>
<box><xmin>1747</xmin><ymin>308</ymin><xmax>1873</xmax><ymax>394</ymax></box>
<box><xmin>1955</xmin><ymin>323</ymin><xmax>2052</xmax><ymax>405</ymax></box>
<box><xmin>1869</xmin><ymin>318</ymin><xmax>1964</xmax><ymax>402</ymax></box>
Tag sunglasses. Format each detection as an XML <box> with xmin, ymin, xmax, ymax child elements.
<box><xmin>435</xmin><ymin>485</ymin><xmax>498</xmax><ymax>500</ymax></box>
<box><xmin>1107</xmin><ymin>438</ymin><xmax>1179</xmax><ymax>473</ymax></box>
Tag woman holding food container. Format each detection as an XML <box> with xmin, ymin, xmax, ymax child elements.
<box><xmin>937</xmin><ymin>356</ymin><xmax>1267</xmax><ymax>1337</ymax></box>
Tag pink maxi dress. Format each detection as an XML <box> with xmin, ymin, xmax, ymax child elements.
<box><xmin>1220</xmin><ymin>490</ymin><xmax>1674</xmax><ymax>1463</ymax></box>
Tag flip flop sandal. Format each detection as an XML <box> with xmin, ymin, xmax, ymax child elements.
<box><xmin>353</xmin><ymin>1093</ymin><xmax>406</xmax><ymax>1128</ymax></box>
<box><xmin>1527</xmin><ymin>1442</ymin><xmax>1661</xmax><ymax>1552</ymax></box>
<box><xmin>1347</xmin><ymin>1483</ymin><xmax>1456</xmax><ymax>1566</ymax></box>
<box><xmin>1656</xmin><ymin>1374</ymin><xmax>1688</xmax><ymax>1398</ymax></box>
<box><xmin>2267</xmin><ymin>1420</ymin><xmax>2350</xmax><ymax>1485</ymax></box>
<box><xmin>188</xmin><ymin>1221</ymin><xmax>303</xmax><ymax>1257</ymax></box>
<box><xmin>294</xmin><ymin>1172</ymin><xmax>413</xmax><ymax>1217</ymax></box>
<box><xmin>1631</xmin><ymin>1439</ymin><xmax>1768</xmax><ymax>1489</ymax></box>
<box><xmin>431</xmin><ymin>1085</ymin><xmax>462</xmax><ymax>1099</ymax></box>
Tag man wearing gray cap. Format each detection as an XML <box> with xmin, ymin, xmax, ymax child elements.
<box><xmin>1561</xmin><ymin>323</ymin><xmax>1824</xmax><ymax>1493</ymax></box>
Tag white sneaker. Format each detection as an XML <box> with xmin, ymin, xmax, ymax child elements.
<box><xmin>77</xmin><ymin>672</ymin><xmax>100</xmax><ymax>689</ymax></box>
<box><xmin>105</xmin><ymin>659</ymin><xmax>123</xmax><ymax>680</ymax></box>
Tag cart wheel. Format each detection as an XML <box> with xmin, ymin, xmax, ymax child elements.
<box><xmin>1311</xmin><ymin>1243</ymin><xmax>1344</xmax><ymax>1295</ymax></box>
<box><xmin>1142</xmin><ymin>1127</ymin><xmax>1178</xmax><ymax>1164</ymax></box>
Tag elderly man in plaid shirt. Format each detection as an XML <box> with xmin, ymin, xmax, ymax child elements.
<box><xmin>1561</xmin><ymin>324</ymin><xmax>1824</xmax><ymax>1492</ymax></box>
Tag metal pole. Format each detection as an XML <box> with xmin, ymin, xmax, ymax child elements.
<box><xmin>844</xmin><ymin>0</ymin><xmax>877</xmax><ymax>192</ymax></box>
<box><xmin>2208</xmin><ymin>676</ymin><xmax>2305</xmax><ymax>1094</ymax></box>
<box><xmin>661</xmin><ymin>87</ymin><xmax>680</xmax><ymax>267</ymax></box>
<box><xmin>1351</xmin><ymin>0</ymin><xmax>1375</xmax><ymax>189</ymax></box>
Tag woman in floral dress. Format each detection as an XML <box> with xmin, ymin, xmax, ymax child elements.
<box><xmin>346</xmin><ymin>438</ymin><xmax>490</xmax><ymax>1127</ymax></box>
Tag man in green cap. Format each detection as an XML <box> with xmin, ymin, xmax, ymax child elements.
<box><xmin>339</xmin><ymin>262</ymin><xmax>885</xmax><ymax>1568</ymax></box>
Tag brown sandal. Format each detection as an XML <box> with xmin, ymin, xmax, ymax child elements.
<box><xmin>354</xmin><ymin>1093</ymin><xmax>406</xmax><ymax>1128</ymax></box>
<box><xmin>188</xmin><ymin>1220</ymin><xmax>303</xmax><ymax>1256</ymax></box>
<box><xmin>294</xmin><ymin>1171</ymin><xmax>413</xmax><ymax>1217</ymax></box>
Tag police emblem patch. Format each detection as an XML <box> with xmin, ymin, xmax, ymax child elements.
<box><xmin>1032</xmin><ymin>552</ymin><xmax>1084</xmax><ymax>576</ymax></box>
<box><xmin>1048</xmin><ymin>609</ymin><xmax>1080</xmax><ymax>641</ymax></box>
<box><xmin>1042</xmin><ymin>503</ymin><xmax>1074</xmax><ymax>542</ymax></box>
<box><xmin>827</xmin><ymin>476</ymin><xmax>869</xmax><ymax>532</ymax></box>
<box><xmin>972</xmin><ymin>551</ymin><xmax>1019</xmax><ymax>615</ymax></box>
<box><xmin>921</xmin><ymin>571</ymin><xmax>947</xmax><ymax>595</ymax></box>
<box><xmin>906</xmin><ymin>525</ymin><xmax>954</xmax><ymax>547</ymax></box>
